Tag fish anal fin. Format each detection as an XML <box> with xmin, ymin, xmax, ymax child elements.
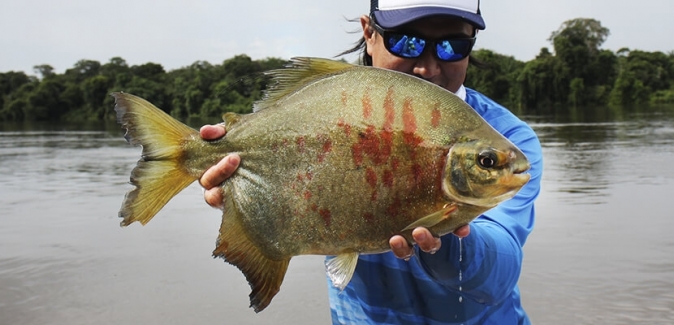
<box><xmin>401</xmin><ymin>204</ymin><xmax>458</xmax><ymax>232</ymax></box>
<box><xmin>325</xmin><ymin>252</ymin><xmax>359</xmax><ymax>291</ymax></box>
<box><xmin>213</xmin><ymin>200</ymin><xmax>290</xmax><ymax>313</ymax></box>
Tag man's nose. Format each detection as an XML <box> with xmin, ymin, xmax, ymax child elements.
<box><xmin>412</xmin><ymin>48</ymin><xmax>441</xmax><ymax>79</ymax></box>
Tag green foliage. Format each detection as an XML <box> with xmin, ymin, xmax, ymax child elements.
<box><xmin>1</xmin><ymin>54</ymin><xmax>286</xmax><ymax>122</ymax></box>
<box><xmin>466</xmin><ymin>49</ymin><xmax>524</xmax><ymax>109</ymax></box>
<box><xmin>2</xmin><ymin>18</ymin><xmax>674</xmax><ymax>121</ymax></box>
<box><xmin>609</xmin><ymin>49</ymin><xmax>672</xmax><ymax>106</ymax></box>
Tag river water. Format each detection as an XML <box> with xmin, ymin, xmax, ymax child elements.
<box><xmin>1</xmin><ymin>104</ymin><xmax>673</xmax><ymax>324</ymax></box>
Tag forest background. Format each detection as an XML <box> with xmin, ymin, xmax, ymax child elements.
<box><xmin>1</xmin><ymin>18</ymin><xmax>673</xmax><ymax>122</ymax></box>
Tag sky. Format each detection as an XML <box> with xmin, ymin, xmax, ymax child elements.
<box><xmin>2</xmin><ymin>0</ymin><xmax>673</xmax><ymax>75</ymax></box>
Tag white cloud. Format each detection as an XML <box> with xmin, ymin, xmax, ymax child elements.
<box><xmin>1</xmin><ymin>0</ymin><xmax>672</xmax><ymax>75</ymax></box>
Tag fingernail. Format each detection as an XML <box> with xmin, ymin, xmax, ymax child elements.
<box><xmin>416</xmin><ymin>231</ymin><xmax>426</xmax><ymax>241</ymax></box>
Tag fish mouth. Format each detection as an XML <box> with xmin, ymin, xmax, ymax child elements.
<box><xmin>513</xmin><ymin>161</ymin><xmax>530</xmax><ymax>174</ymax></box>
<box><xmin>510</xmin><ymin>161</ymin><xmax>531</xmax><ymax>186</ymax></box>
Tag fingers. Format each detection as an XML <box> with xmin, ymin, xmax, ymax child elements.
<box><xmin>199</xmin><ymin>124</ymin><xmax>227</xmax><ymax>141</ymax></box>
<box><xmin>453</xmin><ymin>224</ymin><xmax>471</xmax><ymax>238</ymax></box>
<box><xmin>199</xmin><ymin>124</ymin><xmax>233</xmax><ymax>209</ymax></box>
<box><xmin>413</xmin><ymin>227</ymin><xmax>442</xmax><ymax>254</ymax></box>
<box><xmin>204</xmin><ymin>187</ymin><xmax>224</xmax><ymax>209</ymax></box>
<box><xmin>200</xmin><ymin>154</ymin><xmax>240</xmax><ymax>189</ymax></box>
<box><xmin>200</xmin><ymin>154</ymin><xmax>239</xmax><ymax>208</ymax></box>
<box><xmin>390</xmin><ymin>227</ymin><xmax>442</xmax><ymax>260</ymax></box>
<box><xmin>390</xmin><ymin>235</ymin><xmax>414</xmax><ymax>260</ymax></box>
<box><xmin>200</xmin><ymin>154</ymin><xmax>240</xmax><ymax>209</ymax></box>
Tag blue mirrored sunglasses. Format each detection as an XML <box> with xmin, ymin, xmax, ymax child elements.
<box><xmin>372</xmin><ymin>21</ymin><xmax>476</xmax><ymax>62</ymax></box>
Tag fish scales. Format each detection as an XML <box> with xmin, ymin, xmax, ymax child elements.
<box><xmin>113</xmin><ymin>57</ymin><xmax>530</xmax><ymax>313</ymax></box>
<box><xmin>221</xmin><ymin>69</ymin><xmax>475</xmax><ymax>256</ymax></box>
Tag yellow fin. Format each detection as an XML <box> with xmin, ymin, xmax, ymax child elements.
<box><xmin>255</xmin><ymin>57</ymin><xmax>354</xmax><ymax>111</ymax></box>
<box><xmin>325</xmin><ymin>252</ymin><xmax>359</xmax><ymax>291</ymax></box>
<box><xmin>401</xmin><ymin>204</ymin><xmax>458</xmax><ymax>232</ymax></box>
<box><xmin>113</xmin><ymin>92</ymin><xmax>199</xmax><ymax>226</ymax></box>
<box><xmin>213</xmin><ymin>196</ymin><xmax>291</xmax><ymax>313</ymax></box>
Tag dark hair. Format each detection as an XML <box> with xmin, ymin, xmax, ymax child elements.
<box><xmin>335</xmin><ymin>17</ymin><xmax>374</xmax><ymax>66</ymax></box>
<box><xmin>335</xmin><ymin>16</ymin><xmax>488</xmax><ymax>69</ymax></box>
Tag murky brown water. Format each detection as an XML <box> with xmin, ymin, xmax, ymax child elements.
<box><xmin>1</xmin><ymin>105</ymin><xmax>673</xmax><ymax>324</ymax></box>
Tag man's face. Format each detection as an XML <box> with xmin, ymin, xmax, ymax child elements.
<box><xmin>362</xmin><ymin>15</ymin><xmax>474</xmax><ymax>93</ymax></box>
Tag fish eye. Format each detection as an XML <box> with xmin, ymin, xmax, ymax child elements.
<box><xmin>478</xmin><ymin>151</ymin><xmax>498</xmax><ymax>169</ymax></box>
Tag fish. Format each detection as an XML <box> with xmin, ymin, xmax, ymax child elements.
<box><xmin>113</xmin><ymin>57</ymin><xmax>530</xmax><ymax>313</ymax></box>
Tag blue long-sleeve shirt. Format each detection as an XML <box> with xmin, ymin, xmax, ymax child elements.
<box><xmin>327</xmin><ymin>87</ymin><xmax>543</xmax><ymax>325</ymax></box>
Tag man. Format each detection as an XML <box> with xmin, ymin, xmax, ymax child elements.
<box><xmin>200</xmin><ymin>1</ymin><xmax>543</xmax><ymax>324</ymax></box>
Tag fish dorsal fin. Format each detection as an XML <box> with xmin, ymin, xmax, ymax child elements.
<box><xmin>213</xmin><ymin>195</ymin><xmax>291</xmax><ymax>313</ymax></box>
<box><xmin>254</xmin><ymin>57</ymin><xmax>354</xmax><ymax>112</ymax></box>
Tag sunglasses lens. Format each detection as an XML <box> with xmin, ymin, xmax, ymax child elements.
<box><xmin>386</xmin><ymin>33</ymin><xmax>426</xmax><ymax>58</ymax></box>
<box><xmin>436</xmin><ymin>40</ymin><xmax>471</xmax><ymax>61</ymax></box>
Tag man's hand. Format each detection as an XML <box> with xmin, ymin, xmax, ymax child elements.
<box><xmin>199</xmin><ymin>124</ymin><xmax>240</xmax><ymax>209</ymax></box>
<box><xmin>390</xmin><ymin>225</ymin><xmax>471</xmax><ymax>260</ymax></box>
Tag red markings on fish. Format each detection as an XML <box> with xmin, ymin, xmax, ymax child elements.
<box><xmin>382</xmin><ymin>169</ymin><xmax>394</xmax><ymax>188</ymax></box>
<box><xmin>386</xmin><ymin>197</ymin><xmax>402</xmax><ymax>218</ymax></box>
<box><xmin>351</xmin><ymin>143</ymin><xmax>363</xmax><ymax>166</ymax></box>
<box><xmin>351</xmin><ymin>125</ymin><xmax>394</xmax><ymax>167</ymax></box>
<box><xmin>363</xmin><ymin>213</ymin><xmax>375</xmax><ymax>223</ymax></box>
<box><xmin>391</xmin><ymin>158</ymin><xmax>400</xmax><ymax>171</ymax></box>
<box><xmin>319</xmin><ymin>208</ymin><xmax>331</xmax><ymax>227</ymax></box>
<box><xmin>402</xmin><ymin>97</ymin><xmax>417</xmax><ymax>134</ymax></box>
<box><xmin>362</xmin><ymin>89</ymin><xmax>373</xmax><ymax>119</ymax></box>
<box><xmin>411</xmin><ymin>164</ymin><xmax>423</xmax><ymax>186</ymax></box>
<box><xmin>341</xmin><ymin>90</ymin><xmax>348</xmax><ymax>106</ymax></box>
<box><xmin>402</xmin><ymin>97</ymin><xmax>424</xmax><ymax>148</ymax></box>
<box><xmin>297</xmin><ymin>171</ymin><xmax>313</xmax><ymax>182</ymax></box>
<box><xmin>365</xmin><ymin>168</ymin><xmax>377</xmax><ymax>188</ymax></box>
<box><xmin>303</xmin><ymin>191</ymin><xmax>312</xmax><ymax>200</ymax></box>
<box><xmin>318</xmin><ymin>139</ymin><xmax>333</xmax><ymax>163</ymax></box>
<box><xmin>337</xmin><ymin>119</ymin><xmax>352</xmax><ymax>138</ymax></box>
<box><xmin>296</xmin><ymin>136</ymin><xmax>306</xmax><ymax>153</ymax></box>
<box><xmin>383</xmin><ymin>87</ymin><xmax>395</xmax><ymax>131</ymax></box>
<box><xmin>431</xmin><ymin>103</ymin><xmax>441</xmax><ymax>128</ymax></box>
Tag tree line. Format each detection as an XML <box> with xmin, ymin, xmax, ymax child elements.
<box><xmin>466</xmin><ymin>18</ymin><xmax>674</xmax><ymax>114</ymax></box>
<box><xmin>1</xmin><ymin>18</ymin><xmax>673</xmax><ymax>122</ymax></box>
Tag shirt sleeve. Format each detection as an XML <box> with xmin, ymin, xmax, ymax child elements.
<box><xmin>414</xmin><ymin>91</ymin><xmax>544</xmax><ymax>305</ymax></box>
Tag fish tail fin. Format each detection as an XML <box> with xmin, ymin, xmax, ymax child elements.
<box><xmin>113</xmin><ymin>92</ymin><xmax>199</xmax><ymax>226</ymax></box>
<box><xmin>213</xmin><ymin>196</ymin><xmax>290</xmax><ymax>313</ymax></box>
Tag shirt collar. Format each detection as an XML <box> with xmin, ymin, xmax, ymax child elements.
<box><xmin>454</xmin><ymin>85</ymin><xmax>467</xmax><ymax>102</ymax></box>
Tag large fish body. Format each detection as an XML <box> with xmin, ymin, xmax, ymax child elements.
<box><xmin>114</xmin><ymin>58</ymin><xmax>530</xmax><ymax>312</ymax></box>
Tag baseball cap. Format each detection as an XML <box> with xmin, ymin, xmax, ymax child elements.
<box><xmin>371</xmin><ymin>0</ymin><xmax>486</xmax><ymax>30</ymax></box>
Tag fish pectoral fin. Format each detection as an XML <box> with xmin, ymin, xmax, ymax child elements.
<box><xmin>325</xmin><ymin>252</ymin><xmax>359</xmax><ymax>291</ymax></box>
<box><xmin>401</xmin><ymin>204</ymin><xmax>458</xmax><ymax>232</ymax></box>
<box><xmin>213</xmin><ymin>197</ymin><xmax>290</xmax><ymax>313</ymax></box>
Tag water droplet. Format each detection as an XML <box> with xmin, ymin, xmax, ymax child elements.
<box><xmin>458</xmin><ymin>237</ymin><xmax>463</xmax><ymax>262</ymax></box>
<box><xmin>458</xmin><ymin>237</ymin><xmax>463</xmax><ymax>304</ymax></box>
